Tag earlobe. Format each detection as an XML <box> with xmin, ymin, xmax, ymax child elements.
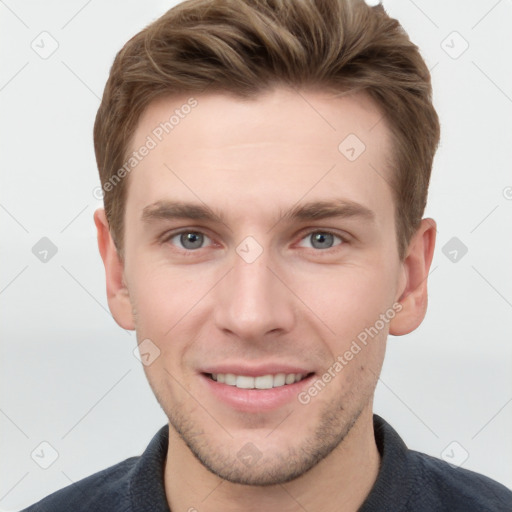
<box><xmin>93</xmin><ymin>208</ymin><xmax>135</xmax><ymax>330</ymax></box>
<box><xmin>389</xmin><ymin>218</ymin><xmax>436</xmax><ymax>336</ymax></box>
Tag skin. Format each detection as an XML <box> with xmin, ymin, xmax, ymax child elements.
<box><xmin>94</xmin><ymin>87</ymin><xmax>436</xmax><ymax>512</ymax></box>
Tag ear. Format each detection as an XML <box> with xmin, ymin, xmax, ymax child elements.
<box><xmin>94</xmin><ymin>208</ymin><xmax>135</xmax><ymax>330</ymax></box>
<box><xmin>389</xmin><ymin>218</ymin><xmax>436</xmax><ymax>336</ymax></box>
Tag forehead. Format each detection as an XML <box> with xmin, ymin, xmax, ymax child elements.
<box><xmin>125</xmin><ymin>87</ymin><xmax>395</xmax><ymax>226</ymax></box>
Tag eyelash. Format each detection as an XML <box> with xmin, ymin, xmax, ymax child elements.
<box><xmin>160</xmin><ymin>228</ymin><xmax>349</xmax><ymax>254</ymax></box>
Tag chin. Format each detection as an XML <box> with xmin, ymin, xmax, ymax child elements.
<box><xmin>167</xmin><ymin>395</ymin><xmax>366</xmax><ymax>487</ymax></box>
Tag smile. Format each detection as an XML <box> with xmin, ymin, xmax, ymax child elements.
<box><xmin>209</xmin><ymin>372</ymin><xmax>308</xmax><ymax>389</ymax></box>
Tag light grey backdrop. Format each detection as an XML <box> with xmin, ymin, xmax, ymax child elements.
<box><xmin>1</xmin><ymin>0</ymin><xmax>511</xmax><ymax>510</ymax></box>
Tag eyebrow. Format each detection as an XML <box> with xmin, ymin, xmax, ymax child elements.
<box><xmin>141</xmin><ymin>199</ymin><xmax>376</xmax><ymax>227</ymax></box>
<box><xmin>142</xmin><ymin>201</ymin><xmax>225</xmax><ymax>224</ymax></box>
<box><xmin>279</xmin><ymin>199</ymin><xmax>375</xmax><ymax>223</ymax></box>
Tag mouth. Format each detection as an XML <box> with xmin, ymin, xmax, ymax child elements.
<box><xmin>207</xmin><ymin>372</ymin><xmax>311</xmax><ymax>389</ymax></box>
<box><xmin>200</xmin><ymin>369</ymin><xmax>315</xmax><ymax>412</ymax></box>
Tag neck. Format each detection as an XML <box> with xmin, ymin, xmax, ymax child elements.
<box><xmin>164</xmin><ymin>407</ymin><xmax>380</xmax><ymax>512</ymax></box>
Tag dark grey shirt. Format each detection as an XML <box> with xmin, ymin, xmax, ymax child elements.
<box><xmin>21</xmin><ymin>415</ymin><xmax>512</xmax><ymax>511</ymax></box>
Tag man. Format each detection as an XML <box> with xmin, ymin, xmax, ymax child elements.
<box><xmin>22</xmin><ymin>0</ymin><xmax>512</xmax><ymax>510</ymax></box>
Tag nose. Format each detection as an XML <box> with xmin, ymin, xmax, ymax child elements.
<box><xmin>213</xmin><ymin>246</ymin><xmax>296</xmax><ymax>342</ymax></box>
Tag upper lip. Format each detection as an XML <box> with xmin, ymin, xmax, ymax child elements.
<box><xmin>201</xmin><ymin>363</ymin><xmax>312</xmax><ymax>377</ymax></box>
<box><xmin>201</xmin><ymin>364</ymin><xmax>314</xmax><ymax>377</ymax></box>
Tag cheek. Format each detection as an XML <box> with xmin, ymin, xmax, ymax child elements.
<box><xmin>130</xmin><ymin>261</ymin><xmax>196</xmax><ymax>316</ymax></box>
<box><xmin>128</xmin><ymin>274</ymin><xmax>177</xmax><ymax>344</ymax></box>
<box><xmin>293</xmin><ymin>265</ymin><xmax>395</xmax><ymax>339</ymax></box>
<box><xmin>128</xmin><ymin>264</ymin><xmax>215</xmax><ymax>364</ymax></box>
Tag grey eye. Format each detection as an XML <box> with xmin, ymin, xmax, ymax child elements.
<box><xmin>180</xmin><ymin>232</ymin><xmax>204</xmax><ymax>249</ymax></box>
<box><xmin>298</xmin><ymin>231</ymin><xmax>343</xmax><ymax>250</ymax></box>
<box><xmin>311</xmin><ymin>232</ymin><xmax>334</xmax><ymax>249</ymax></box>
<box><xmin>167</xmin><ymin>231</ymin><xmax>210</xmax><ymax>250</ymax></box>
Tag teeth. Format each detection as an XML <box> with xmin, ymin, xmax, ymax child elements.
<box><xmin>273</xmin><ymin>373</ymin><xmax>286</xmax><ymax>387</ymax></box>
<box><xmin>254</xmin><ymin>375</ymin><xmax>273</xmax><ymax>389</ymax></box>
<box><xmin>236</xmin><ymin>375</ymin><xmax>255</xmax><ymax>389</ymax></box>
<box><xmin>225</xmin><ymin>373</ymin><xmax>236</xmax><ymax>386</ymax></box>
<box><xmin>210</xmin><ymin>372</ymin><xmax>306</xmax><ymax>389</ymax></box>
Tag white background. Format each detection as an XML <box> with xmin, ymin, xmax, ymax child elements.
<box><xmin>1</xmin><ymin>0</ymin><xmax>511</xmax><ymax>510</ymax></box>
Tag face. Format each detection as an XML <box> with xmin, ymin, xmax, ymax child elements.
<box><xmin>113</xmin><ymin>87</ymin><xmax>407</xmax><ymax>485</ymax></box>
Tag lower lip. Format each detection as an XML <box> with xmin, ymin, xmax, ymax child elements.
<box><xmin>200</xmin><ymin>373</ymin><xmax>315</xmax><ymax>413</ymax></box>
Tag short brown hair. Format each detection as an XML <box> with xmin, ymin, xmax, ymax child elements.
<box><xmin>93</xmin><ymin>0</ymin><xmax>440</xmax><ymax>261</ymax></box>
